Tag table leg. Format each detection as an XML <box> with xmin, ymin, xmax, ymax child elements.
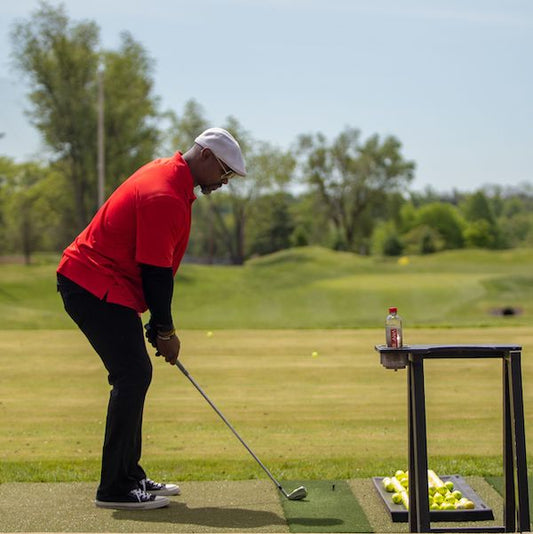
<box><xmin>503</xmin><ymin>357</ymin><xmax>516</xmax><ymax>532</ymax></box>
<box><xmin>508</xmin><ymin>351</ymin><xmax>530</xmax><ymax>532</ymax></box>
<box><xmin>409</xmin><ymin>364</ymin><xmax>418</xmax><ymax>532</ymax></box>
<box><xmin>409</xmin><ymin>358</ymin><xmax>430</xmax><ymax>532</ymax></box>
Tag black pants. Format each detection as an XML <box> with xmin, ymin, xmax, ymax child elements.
<box><xmin>57</xmin><ymin>274</ymin><xmax>152</xmax><ymax>498</ymax></box>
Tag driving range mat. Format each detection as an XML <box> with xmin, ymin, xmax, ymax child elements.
<box><xmin>279</xmin><ymin>480</ymin><xmax>372</xmax><ymax>533</ymax></box>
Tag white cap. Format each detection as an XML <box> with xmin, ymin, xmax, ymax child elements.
<box><xmin>194</xmin><ymin>127</ymin><xmax>247</xmax><ymax>176</ymax></box>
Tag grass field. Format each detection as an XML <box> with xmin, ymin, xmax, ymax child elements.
<box><xmin>1</xmin><ymin>247</ymin><xmax>533</xmax><ymax>329</ymax></box>
<box><xmin>0</xmin><ymin>247</ymin><xmax>532</xmax><ymax>486</ymax></box>
<box><xmin>1</xmin><ymin>327</ymin><xmax>532</xmax><ymax>484</ymax></box>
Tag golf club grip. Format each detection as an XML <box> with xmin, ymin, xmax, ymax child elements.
<box><xmin>175</xmin><ymin>360</ymin><xmax>282</xmax><ymax>490</ymax></box>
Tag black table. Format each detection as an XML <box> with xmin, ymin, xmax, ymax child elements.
<box><xmin>374</xmin><ymin>344</ymin><xmax>530</xmax><ymax>533</ymax></box>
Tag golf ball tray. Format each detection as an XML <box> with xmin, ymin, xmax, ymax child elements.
<box><xmin>373</xmin><ymin>475</ymin><xmax>494</xmax><ymax>523</ymax></box>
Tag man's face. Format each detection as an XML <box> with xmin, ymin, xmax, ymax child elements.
<box><xmin>198</xmin><ymin>149</ymin><xmax>235</xmax><ymax>195</ymax></box>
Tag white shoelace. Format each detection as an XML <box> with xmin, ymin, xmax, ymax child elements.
<box><xmin>130</xmin><ymin>488</ymin><xmax>151</xmax><ymax>502</ymax></box>
<box><xmin>140</xmin><ymin>478</ymin><xmax>163</xmax><ymax>491</ymax></box>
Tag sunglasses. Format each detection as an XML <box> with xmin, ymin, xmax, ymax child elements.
<box><xmin>213</xmin><ymin>154</ymin><xmax>235</xmax><ymax>180</ymax></box>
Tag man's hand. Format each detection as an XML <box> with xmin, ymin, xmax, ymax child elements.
<box><xmin>144</xmin><ymin>322</ymin><xmax>158</xmax><ymax>348</ymax></box>
<box><xmin>144</xmin><ymin>322</ymin><xmax>180</xmax><ymax>365</ymax></box>
<box><xmin>156</xmin><ymin>333</ymin><xmax>181</xmax><ymax>365</ymax></box>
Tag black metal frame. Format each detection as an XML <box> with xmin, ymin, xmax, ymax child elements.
<box><xmin>375</xmin><ymin>344</ymin><xmax>530</xmax><ymax>533</ymax></box>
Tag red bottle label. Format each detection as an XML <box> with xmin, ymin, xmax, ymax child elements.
<box><xmin>390</xmin><ymin>328</ymin><xmax>399</xmax><ymax>348</ymax></box>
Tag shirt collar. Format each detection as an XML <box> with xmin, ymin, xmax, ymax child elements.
<box><xmin>173</xmin><ymin>152</ymin><xmax>197</xmax><ymax>202</ymax></box>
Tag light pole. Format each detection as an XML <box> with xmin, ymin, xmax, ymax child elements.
<box><xmin>97</xmin><ymin>62</ymin><xmax>105</xmax><ymax>207</ymax></box>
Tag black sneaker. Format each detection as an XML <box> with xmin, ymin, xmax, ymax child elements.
<box><xmin>140</xmin><ymin>478</ymin><xmax>181</xmax><ymax>496</ymax></box>
<box><xmin>95</xmin><ymin>488</ymin><xmax>170</xmax><ymax>510</ymax></box>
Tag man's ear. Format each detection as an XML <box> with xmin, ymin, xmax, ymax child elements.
<box><xmin>200</xmin><ymin>147</ymin><xmax>212</xmax><ymax>161</ymax></box>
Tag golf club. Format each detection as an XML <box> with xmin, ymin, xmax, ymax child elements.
<box><xmin>175</xmin><ymin>359</ymin><xmax>307</xmax><ymax>501</ymax></box>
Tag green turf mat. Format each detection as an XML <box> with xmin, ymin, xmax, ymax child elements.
<box><xmin>279</xmin><ymin>480</ymin><xmax>372</xmax><ymax>533</ymax></box>
<box><xmin>0</xmin><ymin>481</ymin><xmax>288</xmax><ymax>532</ymax></box>
<box><xmin>485</xmin><ymin>476</ymin><xmax>533</xmax><ymax>515</ymax></box>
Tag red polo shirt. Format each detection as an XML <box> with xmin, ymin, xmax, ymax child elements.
<box><xmin>57</xmin><ymin>152</ymin><xmax>196</xmax><ymax>313</ymax></box>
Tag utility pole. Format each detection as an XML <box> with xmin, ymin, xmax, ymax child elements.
<box><xmin>97</xmin><ymin>62</ymin><xmax>105</xmax><ymax>207</ymax></box>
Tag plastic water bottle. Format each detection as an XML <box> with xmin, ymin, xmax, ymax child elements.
<box><xmin>385</xmin><ymin>307</ymin><xmax>403</xmax><ymax>348</ymax></box>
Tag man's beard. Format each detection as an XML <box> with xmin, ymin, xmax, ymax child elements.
<box><xmin>201</xmin><ymin>182</ymin><xmax>224</xmax><ymax>195</ymax></box>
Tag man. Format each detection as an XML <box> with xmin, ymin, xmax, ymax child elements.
<box><xmin>57</xmin><ymin>128</ymin><xmax>246</xmax><ymax>510</ymax></box>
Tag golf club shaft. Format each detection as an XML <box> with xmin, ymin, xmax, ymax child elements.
<box><xmin>175</xmin><ymin>360</ymin><xmax>289</xmax><ymax>497</ymax></box>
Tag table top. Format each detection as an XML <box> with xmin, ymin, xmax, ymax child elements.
<box><xmin>375</xmin><ymin>344</ymin><xmax>522</xmax><ymax>358</ymax></box>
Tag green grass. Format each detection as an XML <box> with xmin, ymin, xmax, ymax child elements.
<box><xmin>1</xmin><ymin>247</ymin><xmax>533</xmax><ymax>329</ymax></box>
<box><xmin>1</xmin><ymin>248</ymin><xmax>533</xmax><ymax>483</ymax></box>
<box><xmin>1</xmin><ymin>327</ymin><xmax>532</xmax><ymax>483</ymax></box>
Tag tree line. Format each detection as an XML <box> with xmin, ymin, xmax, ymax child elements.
<box><xmin>1</xmin><ymin>2</ymin><xmax>532</xmax><ymax>264</ymax></box>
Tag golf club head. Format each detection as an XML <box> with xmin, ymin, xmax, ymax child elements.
<box><xmin>287</xmin><ymin>485</ymin><xmax>307</xmax><ymax>500</ymax></box>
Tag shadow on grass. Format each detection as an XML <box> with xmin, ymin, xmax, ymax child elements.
<box><xmin>113</xmin><ymin>501</ymin><xmax>287</xmax><ymax>529</ymax></box>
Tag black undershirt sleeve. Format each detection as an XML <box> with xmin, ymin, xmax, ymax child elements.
<box><xmin>140</xmin><ymin>263</ymin><xmax>174</xmax><ymax>330</ymax></box>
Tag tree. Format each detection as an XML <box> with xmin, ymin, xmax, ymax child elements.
<box><xmin>463</xmin><ymin>219</ymin><xmax>497</xmax><ymax>248</ymax></box>
<box><xmin>247</xmin><ymin>193</ymin><xmax>295</xmax><ymax>256</ymax></box>
<box><xmin>100</xmin><ymin>33</ymin><xmax>161</xmax><ymax>193</ymax></box>
<box><xmin>186</xmin><ymin>195</ymin><xmax>225</xmax><ymax>263</ymax></box>
<box><xmin>205</xmin><ymin>118</ymin><xmax>295</xmax><ymax>264</ymax></box>
<box><xmin>402</xmin><ymin>225</ymin><xmax>444</xmax><ymax>254</ymax></box>
<box><xmin>0</xmin><ymin>157</ymin><xmax>16</xmax><ymax>253</ymax></box>
<box><xmin>371</xmin><ymin>221</ymin><xmax>404</xmax><ymax>256</ymax></box>
<box><xmin>10</xmin><ymin>2</ymin><xmax>160</xmax><ymax>235</ymax></box>
<box><xmin>414</xmin><ymin>202</ymin><xmax>465</xmax><ymax>250</ymax></box>
<box><xmin>462</xmin><ymin>191</ymin><xmax>494</xmax><ymax>223</ymax></box>
<box><xmin>297</xmin><ymin>127</ymin><xmax>415</xmax><ymax>254</ymax></box>
<box><xmin>165</xmin><ymin>99</ymin><xmax>210</xmax><ymax>151</ymax></box>
<box><xmin>288</xmin><ymin>191</ymin><xmax>331</xmax><ymax>248</ymax></box>
<box><xmin>0</xmin><ymin>158</ymin><xmax>66</xmax><ymax>263</ymax></box>
<box><xmin>461</xmin><ymin>191</ymin><xmax>502</xmax><ymax>249</ymax></box>
<box><xmin>499</xmin><ymin>213</ymin><xmax>533</xmax><ymax>247</ymax></box>
<box><xmin>166</xmin><ymin>108</ymin><xmax>296</xmax><ymax>264</ymax></box>
<box><xmin>490</xmin><ymin>184</ymin><xmax>533</xmax><ymax>248</ymax></box>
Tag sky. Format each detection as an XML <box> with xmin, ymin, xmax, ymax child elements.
<box><xmin>0</xmin><ymin>0</ymin><xmax>532</xmax><ymax>193</ymax></box>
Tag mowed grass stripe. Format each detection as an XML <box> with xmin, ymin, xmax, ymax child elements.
<box><xmin>279</xmin><ymin>480</ymin><xmax>372</xmax><ymax>533</ymax></box>
<box><xmin>2</xmin><ymin>328</ymin><xmax>533</xmax><ymax>482</ymax></box>
<box><xmin>2</xmin><ymin>247</ymin><xmax>533</xmax><ymax>329</ymax></box>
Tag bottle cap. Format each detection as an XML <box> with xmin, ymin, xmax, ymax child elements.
<box><xmin>388</xmin><ymin>307</ymin><xmax>398</xmax><ymax>313</ymax></box>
